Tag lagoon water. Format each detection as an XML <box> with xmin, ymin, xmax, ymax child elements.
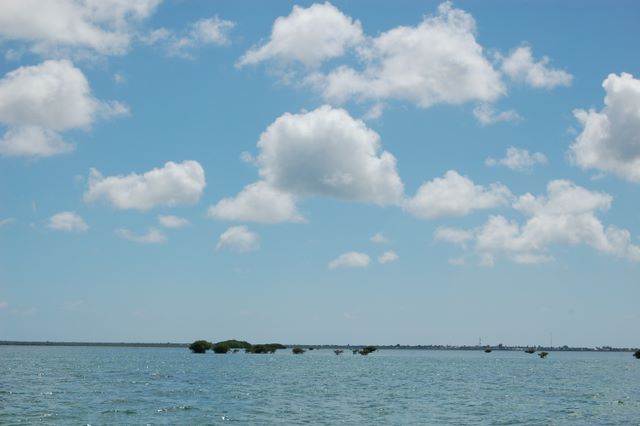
<box><xmin>1</xmin><ymin>346</ymin><xmax>639</xmax><ymax>425</ymax></box>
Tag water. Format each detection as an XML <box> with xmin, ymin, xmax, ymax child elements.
<box><xmin>1</xmin><ymin>346</ymin><xmax>639</xmax><ymax>425</ymax></box>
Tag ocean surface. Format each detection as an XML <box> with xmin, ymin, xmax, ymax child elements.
<box><xmin>1</xmin><ymin>346</ymin><xmax>639</xmax><ymax>425</ymax></box>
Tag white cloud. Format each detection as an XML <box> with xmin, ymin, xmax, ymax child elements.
<box><xmin>0</xmin><ymin>126</ymin><xmax>74</xmax><ymax>157</ymax></box>
<box><xmin>434</xmin><ymin>227</ymin><xmax>474</xmax><ymax>248</ymax></box>
<box><xmin>437</xmin><ymin>180</ymin><xmax>640</xmax><ymax>264</ymax></box>
<box><xmin>485</xmin><ymin>147</ymin><xmax>547</xmax><ymax>172</ymax></box>
<box><xmin>216</xmin><ymin>226</ymin><xmax>260</xmax><ymax>252</ymax></box>
<box><xmin>405</xmin><ymin>170</ymin><xmax>511</xmax><ymax>219</ymax></box>
<box><xmin>473</xmin><ymin>104</ymin><xmax>521</xmax><ymax>126</ymax></box>
<box><xmin>242</xmin><ymin>3</ymin><xmax>569</xmax><ymax>120</ymax></box>
<box><xmin>0</xmin><ymin>0</ymin><xmax>161</xmax><ymax>56</ymax></box>
<box><xmin>239</xmin><ymin>151</ymin><xmax>255</xmax><ymax>164</ymax></box>
<box><xmin>116</xmin><ymin>227</ymin><xmax>166</xmax><ymax>244</ymax></box>
<box><xmin>370</xmin><ymin>232</ymin><xmax>389</xmax><ymax>244</ymax></box>
<box><xmin>0</xmin><ymin>217</ymin><xmax>16</xmax><ymax>227</ymax></box>
<box><xmin>84</xmin><ymin>160</ymin><xmax>206</xmax><ymax>211</ymax></box>
<box><xmin>308</xmin><ymin>2</ymin><xmax>504</xmax><ymax>108</ymax></box>
<box><xmin>328</xmin><ymin>251</ymin><xmax>371</xmax><ymax>270</ymax></box>
<box><xmin>4</xmin><ymin>48</ymin><xmax>24</xmax><ymax>62</ymax></box>
<box><xmin>257</xmin><ymin>105</ymin><xmax>403</xmax><ymax>205</ymax></box>
<box><xmin>151</xmin><ymin>16</ymin><xmax>236</xmax><ymax>58</ymax></box>
<box><xmin>157</xmin><ymin>215</ymin><xmax>189</xmax><ymax>228</ymax></box>
<box><xmin>238</xmin><ymin>2</ymin><xmax>363</xmax><ymax>68</ymax></box>
<box><xmin>361</xmin><ymin>103</ymin><xmax>384</xmax><ymax>121</ymax></box>
<box><xmin>47</xmin><ymin>211</ymin><xmax>88</xmax><ymax>232</ymax></box>
<box><xmin>570</xmin><ymin>73</ymin><xmax>640</xmax><ymax>182</ymax></box>
<box><xmin>0</xmin><ymin>60</ymin><xmax>127</xmax><ymax>157</ymax></box>
<box><xmin>378</xmin><ymin>251</ymin><xmax>399</xmax><ymax>264</ymax></box>
<box><xmin>208</xmin><ymin>181</ymin><xmax>303</xmax><ymax>224</ymax></box>
<box><xmin>510</xmin><ymin>253</ymin><xmax>555</xmax><ymax>265</ymax></box>
<box><xmin>501</xmin><ymin>46</ymin><xmax>572</xmax><ymax>89</ymax></box>
<box><xmin>0</xmin><ymin>60</ymin><xmax>108</xmax><ymax>129</ymax></box>
<box><xmin>190</xmin><ymin>17</ymin><xmax>235</xmax><ymax>46</ymax></box>
<box><xmin>210</xmin><ymin>105</ymin><xmax>403</xmax><ymax>223</ymax></box>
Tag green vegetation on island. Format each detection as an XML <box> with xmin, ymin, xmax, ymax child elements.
<box><xmin>212</xmin><ymin>343</ymin><xmax>230</xmax><ymax>354</ymax></box>
<box><xmin>539</xmin><ymin>351</ymin><xmax>549</xmax><ymax>359</ymax></box>
<box><xmin>212</xmin><ymin>339</ymin><xmax>252</xmax><ymax>354</ymax></box>
<box><xmin>216</xmin><ymin>339</ymin><xmax>252</xmax><ymax>349</ymax></box>
<box><xmin>189</xmin><ymin>339</ymin><xmax>284</xmax><ymax>354</ymax></box>
<box><xmin>292</xmin><ymin>347</ymin><xmax>305</xmax><ymax>354</ymax></box>
<box><xmin>245</xmin><ymin>343</ymin><xmax>286</xmax><ymax>354</ymax></box>
<box><xmin>189</xmin><ymin>340</ymin><xmax>212</xmax><ymax>353</ymax></box>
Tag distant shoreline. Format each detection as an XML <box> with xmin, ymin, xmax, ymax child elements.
<box><xmin>0</xmin><ymin>341</ymin><xmax>636</xmax><ymax>352</ymax></box>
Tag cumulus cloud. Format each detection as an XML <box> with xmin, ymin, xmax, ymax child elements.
<box><xmin>0</xmin><ymin>60</ymin><xmax>128</xmax><ymax>157</ymax></box>
<box><xmin>328</xmin><ymin>251</ymin><xmax>371</xmax><ymax>270</ymax></box>
<box><xmin>47</xmin><ymin>211</ymin><xmax>88</xmax><ymax>232</ymax></box>
<box><xmin>370</xmin><ymin>232</ymin><xmax>389</xmax><ymax>244</ymax></box>
<box><xmin>378</xmin><ymin>250</ymin><xmax>399</xmax><ymax>264</ymax></box>
<box><xmin>405</xmin><ymin>170</ymin><xmax>511</xmax><ymax>219</ymax></box>
<box><xmin>0</xmin><ymin>126</ymin><xmax>73</xmax><ymax>157</ymax></box>
<box><xmin>157</xmin><ymin>215</ymin><xmax>189</xmax><ymax>228</ymax></box>
<box><xmin>241</xmin><ymin>3</ymin><xmax>570</xmax><ymax>119</ymax></box>
<box><xmin>485</xmin><ymin>147</ymin><xmax>547</xmax><ymax>172</ymax></box>
<box><xmin>570</xmin><ymin>73</ymin><xmax>640</xmax><ymax>182</ymax></box>
<box><xmin>116</xmin><ymin>227</ymin><xmax>166</xmax><ymax>244</ymax></box>
<box><xmin>258</xmin><ymin>106</ymin><xmax>403</xmax><ymax>204</ymax></box>
<box><xmin>0</xmin><ymin>0</ymin><xmax>161</xmax><ymax>56</ymax></box>
<box><xmin>309</xmin><ymin>2</ymin><xmax>504</xmax><ymax>108</ymax></box>
<box><xmin>208</xmin><ymin>181</ymin><xmax>303</xmax><ymax>224</ymax></box>
<box><xmin>147</xmin><ymin>16</ymin><xmax>236</xmax><ymax>58</ymax></box>
<box><xmin>216</xmin><ymin>226</ymin><xmax>260</xmax><ymax>252</ymax></box>
<box><xmin>210</xmin><ymin>106</ymin><xmax>403</xmax><ymax>223</ymax></box>
<box><xmin>501</xmin><ymin>46</ymin><xmax>573</xmax><ymax>89</ymax></box>
<box><xmin>436</xmin><ymin>180</ymin><xmax>640</xmax><ymax>264</ymax></box>
<box><xmin>238</xmin><ymin>2</ymin><xmax>363</xmax><ymax>68</ymax></box>
<box><xmin>473</xmin><ymin>104</ymin><xmax>521</xmax><ymax>126</ymax></box>
<box><xmin>84</xmin><ymin>160</ymin><xmax>206</xmax><ymax>211</ymax></box>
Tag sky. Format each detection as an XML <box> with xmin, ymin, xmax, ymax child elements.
<box><xmin>0</xmin><ymin>1</ymin><xmax>639</xmax><ymax>347</ymax></box>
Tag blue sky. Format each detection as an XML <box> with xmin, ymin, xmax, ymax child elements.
<box><xmin>0</xmin><ymin>1</ymin><xmax>639</xmax><ymax>347</ymax></box>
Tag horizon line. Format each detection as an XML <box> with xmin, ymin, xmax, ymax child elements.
<box><xmin>0</xmin><ymin>340</ymin><xmax>637</xmax><ymax>351</ymax></box>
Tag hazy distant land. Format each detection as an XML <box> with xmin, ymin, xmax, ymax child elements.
<box><xmin>0</xmin><ymin>341</ymin><xmax>636</xmax><ymax>352</ymax></box>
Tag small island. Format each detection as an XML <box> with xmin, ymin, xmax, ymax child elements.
<box><xmin>189</xmin><ymin>339</ymin><xmax>284</xmax><ymax>354</ymax></box>
<box><xmin>188</xmin><ymin>340</ymin><xmax>212</xmax><ymax>354</ymax></box>
<box><xmin>357</xmin><ymin>346</ymin><xmax>378</xmax><ymax>355</ymax></box>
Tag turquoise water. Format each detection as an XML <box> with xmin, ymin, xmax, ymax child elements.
<box><xmin>1</xmin><ymin>346</ymin><xmax>639</xmax><ymax>425</ymax></box>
